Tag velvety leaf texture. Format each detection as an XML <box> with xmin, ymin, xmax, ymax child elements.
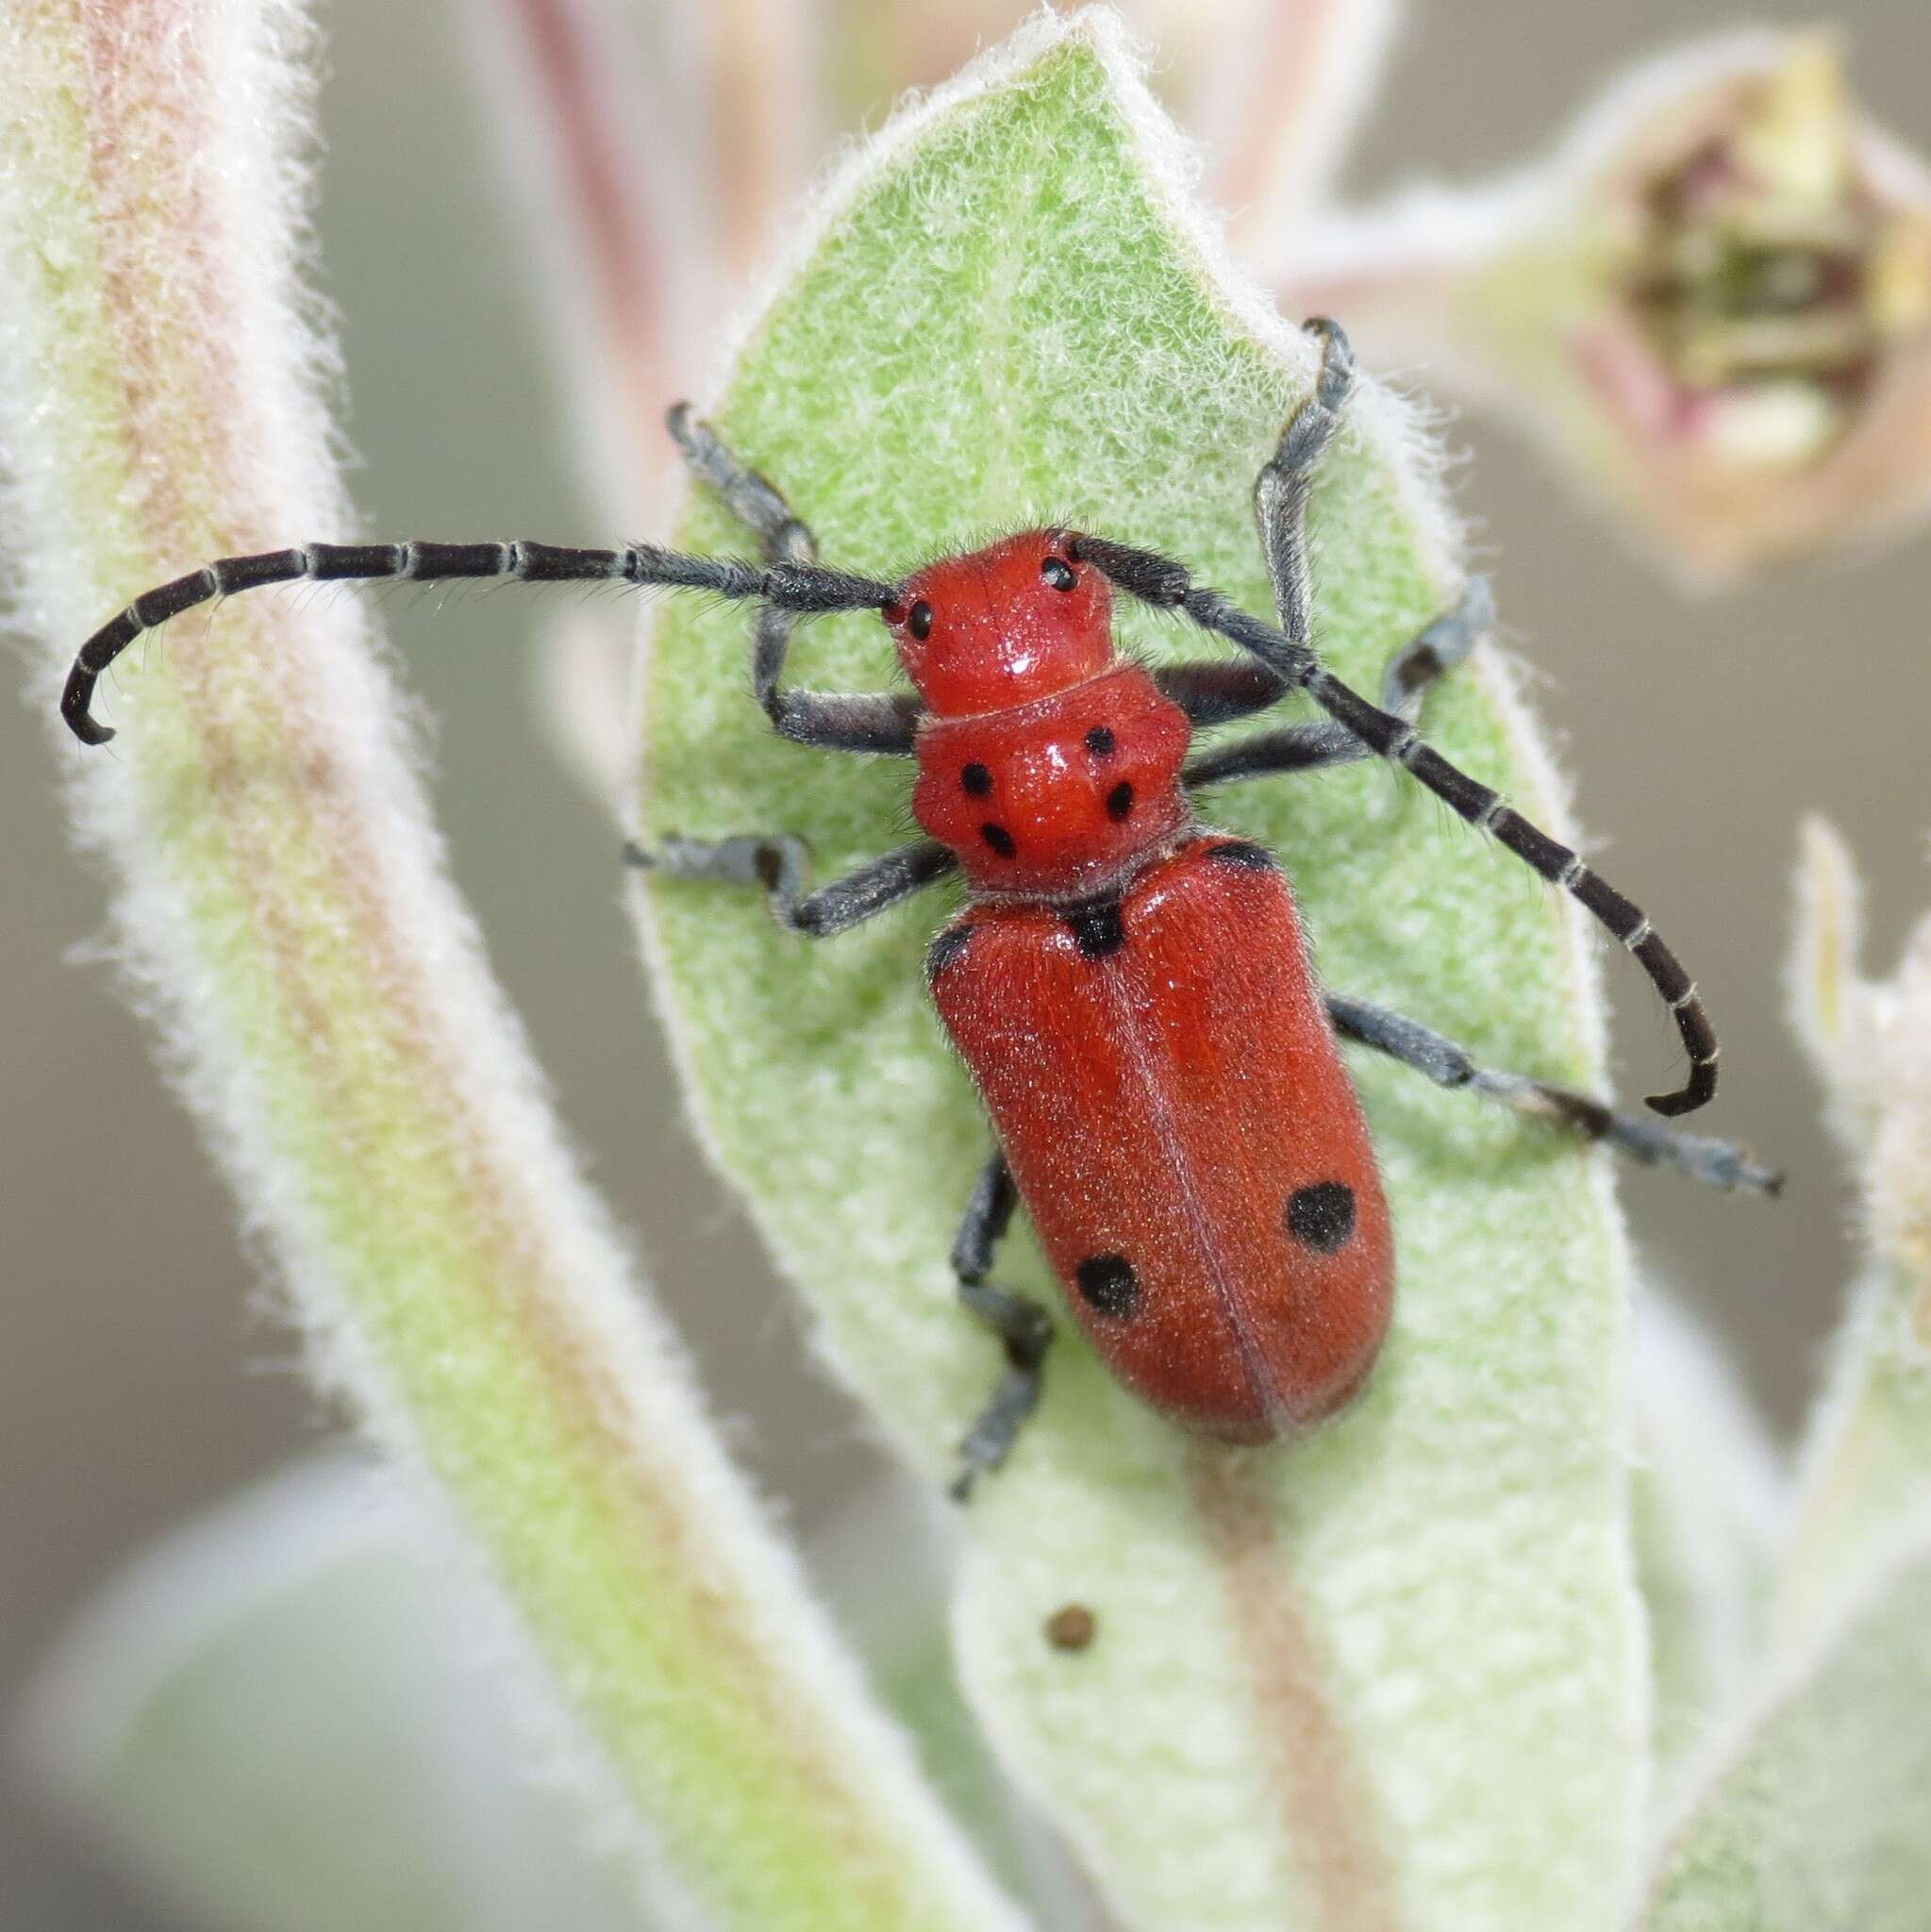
<box><xmin>20</xmin><ymin>1462</ymin><xmax>651</xmax><ymax>1932</ymax></box>
<box><xmin>635</xmin><ymin>14</ymin><xmax>1642</xmax><ymax>1931</ymax></box>
<box><xmin>1646</xmin><ymin>1537</ymin><xmax>1931</xmax><ymax>1932</ymax></box>
<box><xmin>0</xmin><ymin>7</ymin><xmax>1024</xmax><ymax>1929</ymax></box>
<box><xmin>1629</xmin><ymin>1291</ymin><xmax>1782</xmax><ymax>1789</ymax></box>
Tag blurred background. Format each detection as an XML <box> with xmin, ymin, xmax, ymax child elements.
<box><xmin>7</xmin><ymin>0</ymin><xmax>1930</xmax><ymax>1922</ymax></box>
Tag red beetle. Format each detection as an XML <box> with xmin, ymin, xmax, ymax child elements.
<box><xmin>61</xmin><ymin>322</ymin><xmax>1777</xmax><ymax>1496</ymax></box>
<box><xmin>903</xmin><ymin>530</ymin><xmax>1392</xmax><ymax>1447</ymax></box>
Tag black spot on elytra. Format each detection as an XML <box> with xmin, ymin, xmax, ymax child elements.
<box><xmin>1065</xmin><ymin>898</ymin><xmax>1125</xmax><ymax>958</ymax></box>
<box><xmin>1085</xmin><ymin>724</ymin><xmax>1116</xmax><ymax>757</ymax></box>
<box><xmin>1106</xmin><ymin>780</ymin><xmax>1135</xmax><ymax>821</ymax></box>
<box><xmin>1207</xmin><ymin>840</ymin><xmax>1277</xmax><ymax>872</ymax></box>
<box><xmin>1075</xmin><ymin>1253</ymin><xmax>1139</xmax><ymax>1317</ymax></box>
<box><xmin>1285</xmin><ymin>1182</ymin><xmax>1355</xmax><ymax>1254</ymax></box>
<box><xmin>979</xmin><ymin>823</ymin><xmax>1017</xmax><ymax>858</ymax></box>
<box><xmin>960</xmin><ymin>761</ymin><xmax>993</xmax><ymax>797</ymax></box>
<box><xmin>925</xmin><ymin>923</ymin><xmax>974</xmax><ymax>981</ymax></box>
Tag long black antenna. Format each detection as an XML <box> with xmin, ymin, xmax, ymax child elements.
<box><xmin>60</xmin><ymin>541</ymin><xmax>897</xmax><ymax>746</ymax></box>
<box><xmin>1071</xmin><ymin>534</ymin><xmax>1718</xmax><ymax>1119</ymax></box>
<box><xmin>57</xmin><ymin>438</ymin><xmax>1718</xmax><ymax>1121</ymax></box>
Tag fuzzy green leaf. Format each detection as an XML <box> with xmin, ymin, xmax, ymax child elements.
<box><xmin>1628</xmin><ymin>1292</ymin><xmax>1784</xmax><ymax>1791</ymax></box>
<box><xmin>19</xmin><ymin>1460</ymin><xmax>1067</xmax><ymax>1932</ymax></box>
<box><xmin>635</xmin><ymin>13</ymin><xmax>1647</xmax><ymax>1929</ymax></box>
<box><xmin>1644</xmin><ymin>1531</ymin><xmax>1931</xmax><ymax>1932</ymax></box>
<box><xmin>17</xmin><ymin>1461</ymin><xmax>650</xmax><ymax>1932</ymax></box>
<box><xmin>1781</xmin><ymin>820</ymin><xmax>1931</xmax><ymax>1646</ymax></box>
<box><xmin>0</xmin><ymin>8</ymin><xmax>1024</xmax><ymax>1928</ymax></box>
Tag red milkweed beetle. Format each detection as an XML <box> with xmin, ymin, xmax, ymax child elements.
<box><xmin>62</xmin><ymin>321</ymin><xmax>1778</xmax><ymax>1497</ymax></box>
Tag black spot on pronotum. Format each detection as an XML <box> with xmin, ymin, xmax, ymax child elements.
<box><xmin>979</xmin><ymin>823</ymin><xmax>1017</xmax><ymax>859</ymax></box>
<box><xmin>1106</xmin><ymin>780</ymin><xmax>1134</xmax><ymax>821</ymax></box>
<box><xmin>1084</xmin><ymin>724</ymin><xmax>1116</xmax><ymax>757</ymax></box>
<box><xmin>1075</xmin><ymin>1253</ymin><xmax>1139</xmax><ymax>1317</ymax></box>
<box><xmin>960</xmin><ymin>761</ymin><xmax>993</xmax><ymax>797</ymax></box>
<box><xmin>925</xmin><ymin>923</ymin><xmax>974</xmax><ymax>982</ymax></box>
<box><xmin>1065</xmin><ymin>898</ymin><xmax>1125</xmax><ymax>958</ymax></box>
<box><xmin>1285</xmin><ymin>1182</ymin><xmax>1356</xmax><ymax>1254</ymax></box>
<box><xmin>1207</xmin><ymin>840</ymin><xmax>1277</xmax><ymax>873</ymax></box>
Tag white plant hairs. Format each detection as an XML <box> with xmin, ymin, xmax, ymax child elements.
<box><xmin>0</xmin><ymin>5</ymin><xmax>1029</xmax><ymax>1929</ymax></box>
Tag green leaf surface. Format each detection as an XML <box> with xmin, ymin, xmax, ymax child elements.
<box><xmin>636</xmin><ymin>14</ymin><xmax>1643</xmax><ymax>1930</ymax></box>
<box><xmin>17</xmin><ymin>1461</ymin><xmax>650</xmax><ymax>1932</ymax></box>
<box><xmin>0</xmin><ymin>8</ymin><xmax>1022</xmax><ymax>1928</ymax></box>
<box><xmin>1781</xmin><ymin>821</ymin><xmax>1931</xmax><ymax>1647</ymax></box>
<box><xmin>1629</xmin><ymin>1292</ymin><xmax>1783</xmax><ymax>1790</ymax></box>
<box><xmin>19</xmin><ymin>1460</ymin><xmax>1063</xmax><ymax>1932</ymax></box>
<box><xmin>1644</xmin><ymin>1532</ymin><xmax>1931</xmax><ymax>1932</ymax></box>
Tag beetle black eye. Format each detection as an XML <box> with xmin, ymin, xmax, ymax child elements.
<box><xmin>1040</xmin><ymin>557</ymin><xmax>1077</xmax><ymax>592</ymax></box>
<box><xmin>907</xmin><ymin>599</ymin><xmax>934</xmax><ymax>641</ymax></box>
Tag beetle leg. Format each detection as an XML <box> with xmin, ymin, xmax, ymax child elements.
<box><xmin>1153</xmin><ymin>658</ymin><xmax>1289</xmax><ymax>727</ymax></box>
<box><xmin>667</xmin><ymin>405</ymin><xmax>920</xmax><ymax>756</ymax></box>
<box><xmin>1324</xmin><ymin>992</ymin><xmax>1782</xmax><ymax>1195</ymax></box>
<box><xmin>624</xmin><ymin>835</ymin><xmax>956</xmax><ymax>937</ymax></box>
<box><xmin>1255</xmin><ymin>313</ymin><xmax>1356</xmax><ymax>662</ymax></box>
<box><xmin>1183</xmin><ymin>579</ymin><xmax>1489</xmax><ymax>789</ymax></box>
<box><xmin>1079</xmin><ymin>501</ymin><xmax>1723</xmax><ymax>1117</ymax></box>
<box><xmin>1140</xmin><ymin>322</ymin><xmax>1356</xmax><ymax>732</ymax></box>
<box><xmin>667</xmin><ymin>402</ymin><xmax>815</xmax><ymax>558</ymax></box>
<box><xmin>949</xmin><ymin>1149</ymin><xmax>1056</xmax><ymax>1501</ymax></box>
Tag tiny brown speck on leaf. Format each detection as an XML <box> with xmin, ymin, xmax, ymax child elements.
<box><xmin>1045</xmin><ymin>1604</ymin><xmax>1097</xmax><ymax>1651</ymax></box>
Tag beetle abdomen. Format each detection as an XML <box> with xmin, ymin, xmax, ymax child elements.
<box><xmin>929</xmin><ymin>835</ymin><xmax>1394</xmax><ymax>1440</ymax></box>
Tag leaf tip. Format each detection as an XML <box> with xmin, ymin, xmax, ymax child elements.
<box><xmin>1790</xmin><ymin>811</ymin><xmax>1865</xmax><ymax>1072</ymax></box>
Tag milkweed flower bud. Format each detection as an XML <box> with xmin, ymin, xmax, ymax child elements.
<box><xmin>1273</xmin><ymin>31</ymin><xmax>1931</xmax><ymax>579</ymax></box>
